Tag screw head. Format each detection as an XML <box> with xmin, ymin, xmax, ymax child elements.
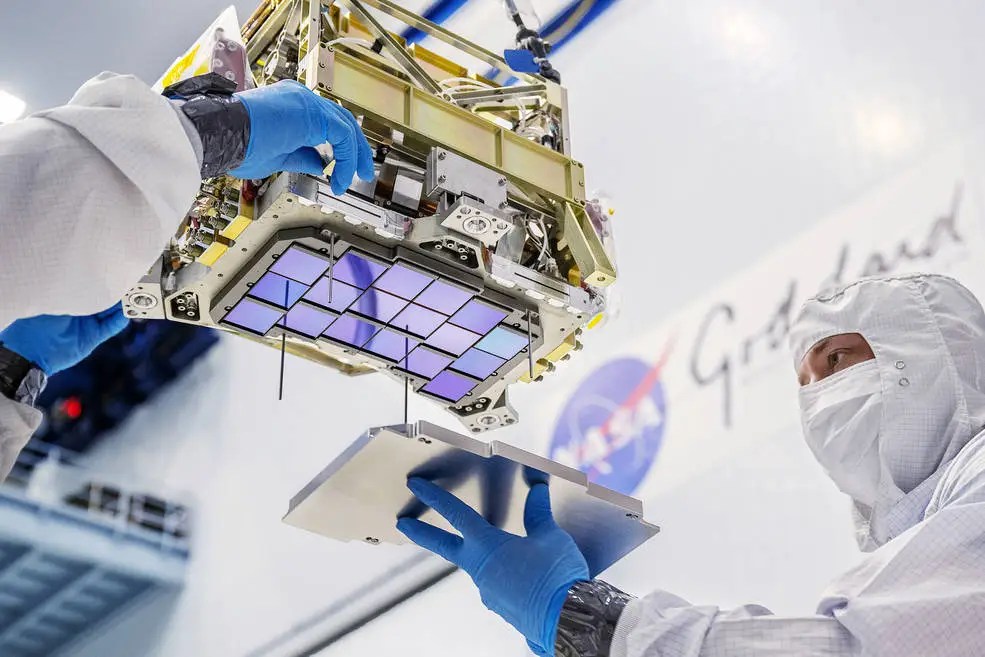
<box><xmin>438</xmin><ymin>175</ymin><xmax>447</xmax><ymax>184</ymax></box>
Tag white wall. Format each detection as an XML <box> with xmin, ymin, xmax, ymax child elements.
<box><xmin>67</xmin><ymin>1</ymin><xmax>985</xmax><ymax>656</ymax></box>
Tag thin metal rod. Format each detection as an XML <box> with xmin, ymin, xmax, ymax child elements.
<box><xmin>336</xmin><ymin>0</ymin><xmax>443</xmax><ymax>95</ymax></box>
<box><xmin>404</xmin><ymin>328</ymin><xmax>410</xmax><ymax>425</ymax></box>
<box><xmin>327</xmin><ymin>234</ymin><xmax>336</xmax><ymax>304</ymax></box>
<box><xmin>279</xmin><ymin>280</ymin><xmax>289</xmax><ymax>401</ymax></box>
<box><xmin>526</xmin><ymin>309</ymin><xmax>534</xmax><ymax>379</ymax></box>
<box><xmin>279</xmin><ymin>334</ymin><xmax>287</xmax><ymax>401</ymax></box>
<box><xmin>353</xmin><ymin>0</ymin><xmax>525</xmax><ymax>78</ymax></box>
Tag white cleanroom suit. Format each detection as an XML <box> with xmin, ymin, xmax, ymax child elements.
<box><xmin>0</xmin><ymin>72</ymin><xmax>201</xmax><ymax>327</ymax></box>
<box><xmin>0</xmin><ymin>73</ymin><xmax>202</xmax><ymax>480</ymax></box>
<box><xmin>610</xmin><ymin>274</ymin><xmax>985</xmax><ymax>657</ymax></box>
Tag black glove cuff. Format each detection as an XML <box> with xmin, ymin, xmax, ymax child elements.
<box><xmin>164</xmin><ymin>73</ymin><xmax>251</xmax><ymax>179</ymax></box>
<box><xmin>556</xmin><ymin>580</ymin><xmax>633</xmax><ymax>657</ymax></box>
<box><xmin>0</xmin><ymin>345</ymin><xmax>43</xmax><ymax>405</ymax></box>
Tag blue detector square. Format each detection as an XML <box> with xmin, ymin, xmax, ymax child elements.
<box><xmin>222</xmin><ymin>299</ymin><xmax>283</xmax><ymax>335</ymax></box>
<box><xmin>364</xmin><ymin>329</ymin><xmax>420</xmax><ymax>362</ymax></box>
<box><xmin>475</xmin><ymin>326</ymin><xmax>527</xmax><ymax>360</ymax></box>
<box><xmin>425</xmin><ymin>323</ymin><xmax>481</xmax><ymax>356</ymax></box>
<box><xmin>323</xmin><ymin>314</ymin><xmax>379</xmax><ymax>347</ymax></box>
<box><xmin>391</xmin><ymin>304</ymin><xmax>447</xmax><ymax>338</ymax></box>
<box><xmin>400</xmin><ymin>347</ymin><xmax>452</xmax><ymax>379</ymax></box>
<box><xmin>350</xmin><ymin>288</ymin><xmax>409</xmax><ymax>323</ymax></box>
<box><xmin>249</xmin><ymin>272</ymin><xmax>308</xmax><ymax>308</ymax></box>
<box><xmin>334</xmin><ymin>251</ymin><xmax>388</xmax><ymax>289</ymax></box>
<box><xmin>374</xmin><ymin>263</ymin><xmax>434</xmax><ymax>300</ymax></box>
<box><xmin>415</xmin><ymin>280</ymin><xmax>473</xmax><ymax>315</ymax></box>
<box><xmin>269</xmin><ymin>245</ymin><xmax>330</xmax><ymax>284</ymax></box>
<box><xmin>451</xmin><ymin>348</ymin><xmax>505</xmax><ymax>380</ymax></box>
<box><xmin>423</xmin><ymin>370</ymin><xmax>477</xmax><ymax>402</ymax></box>
<box><xmin>304</xmin><ymin>278</ymin><xmax>361</xmax><ymax>313</ymax></box>
<box><xmin>282</xmin><ymin>304</ymin><xmax>336</xmax><ymax>338</ymax></box>
<box><xmin>449</xmin><ymin>300</ymin><xmax>508</xmax><ymax>335</ymax></box>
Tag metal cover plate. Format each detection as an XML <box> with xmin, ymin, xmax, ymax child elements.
<box><xmin>284</xmin><ymin>421</ymin><xmax>659</xmax><ymax>574</ymax></box>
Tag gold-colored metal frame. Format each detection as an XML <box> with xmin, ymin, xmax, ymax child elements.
<box><xmin>241</xmin><ymin>0</ymin><xmax>615</xmax><ymax>286</ymax></box>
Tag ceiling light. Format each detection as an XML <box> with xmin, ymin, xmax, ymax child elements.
<box><xmin>0</xmin><ymin>89</ymin><xmax>26</xmax><ymax>124</ymax></box>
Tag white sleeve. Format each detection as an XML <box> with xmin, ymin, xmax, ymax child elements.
<box><xmin>0</xmin><ymin>72</ymin><xmax>202</xmax><ymax>328</ymax></box>
<box><xmin>609</xmin><ymin>470</ymin><xmax>985</xmax><ymax>657</ymax></box>
<box><xmin>0</xmin><ymin>395</ymin><xmax>42</xmax><ymax>483</ymax></box>
<box><xmin>610</xmin><ymin>592</ymin><xmax>855</xmax><ymax>657</ymax></box>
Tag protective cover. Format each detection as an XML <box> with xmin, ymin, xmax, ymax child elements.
<box><xmin>154</xmin><ymin>6</ymin><xmax>256</xmax><ymax>93</ymax></box>
<box><xmin>284</xmin><ymin>421</ymin><xmax>659</xmax><ymax>575</ymax></box>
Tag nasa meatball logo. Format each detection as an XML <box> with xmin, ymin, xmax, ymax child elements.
<box><xmin>549</xmin><ymin>348</ymin><xmax>671</xmax><ymax>494</ymax></box>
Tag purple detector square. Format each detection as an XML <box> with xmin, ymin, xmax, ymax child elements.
<box><xmin>400</xmin><ymin>347</ymin><xmax>452</xmax><ymax>379</ymax></box>
<box><xmin>449</xmin><ymin>300</ymin><xmax>508</xmax><ymax>335</ymax></box>
<box><xmin>364</xmin><ymin>329</ymin><xmax>420</xmax><ymax>362</ymax></box>
<box><xmin>423</xmin><ymin>370</ymin><xmax>477</xmax><ymax>402</ymax></box>
<box><xmin>350</xmin><ymin>288</ymin><xmax>408</xmax><ymax>323</ymax></box>
<box><xmin>334</xmin><ymin>251</ymin><xmax>388</xmax><ymax>289</ymax></box>
<box><xmin>425</xmin><ymin>323</ymin><xmax>481</xmax><ymax>356</ymax></box>
<box><xmin>415</xmin><ymin>280</ymin><xmax>473</xmax><ymax>315</ymax></box>
<box><xmin>222</xmin><ymin>299</ymin><xmax>283</xmax><ymax>335</ymax></box>
<box><xmin>323</xmin><ymin>314</ymin><xmax>379</xmax><ymax>347</ymax></box>
<box><xmin>391</xmin><ymin>304</ymin><xmax>447</xmax><ymax>338</ymax></box>
<box><xmin>282</xmin><ymin>304</ymin><xmax>336</xmax><ymax>338</ymax></box>
<box><xmin>374</xmin><ymin>263</ymin><xmax>434</xmax><ymax>300</ymax></box>
<box><xmin>451</xmin><ymin>348</ymin><xmax>505</xmax><ymax>380</ymax></box>
<box><xmin>248</xmin><ymin>272</ymin><xmax>308</xmax><ymax>308</ymax></box>
<box><xmin>304</xmin><ymin>277</ymin><xmax>361</xmax><ymax>312</ymax></box>
<box><xmin>269</xmin><ymin>245</ymin><xmax>330</xmax><ymax>284</ymax></box>
<box><xmin>475</xmin><ymin>326</ymin><xmax>528</xmax><ymax>360</ymax></box>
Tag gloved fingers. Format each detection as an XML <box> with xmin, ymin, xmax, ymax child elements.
<box><xmin>326</xmin><ymin>100</ymin><xmax>373</xmax><ymax>180</ymax></box>
<box><xmin>348</xmin><ymin>115</ymin><xmax>375</xmax><ymax>182</ymax></box>
<box><xmin>523</xmin><ymin>483</ymin><xmax>558</xmax><ymax>536</ymax></box>
<box><xmin>319</xmin><ymin>102</ymin><xmax>359</xmax><ymax>195</ymax></box>
<box><xmin>94</xmin><ymin>301</ymin><xmax>124</xmax><ymax>323</ymax></box>
<box><xmin>279</xmin><ymin>147</ymin><xmax>328</xmax><ymax>177</ymax></box>
<box><xmin>526</xmin><ymin>640</ymin><xmax>549</xmax><ymax>656</ymax></box>
<box><xmin>523</xmin><ymin>467</ymin><xmax>550</xmax><ymax>488</ymax></box>
<box><xmin>407</xmin><ymin>477</ymin><xmax>490</xmax><ymax>538</ymax></box>
<box><xmin>396</xmin><ymin>517</ymin><xmax>463</xmax><ymax>565</ymax></box>
<box><xmin>92</xmin><ymin>304</ymin><xmax>129</xmax><ymax>342</ymax></box>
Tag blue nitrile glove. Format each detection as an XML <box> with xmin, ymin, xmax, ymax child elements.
<box><xmin>397</xmin><ymin>476</ymin><xmax>589</xmax><ymax>655</ymax></box>
<box><xmin>230</xmin><ymin>80</ymin><xmax>375</xmax><ymax>193</ymax></box>
<box><xmin>0</xmin><ymin>303</ymin><xmax>129</xmax><ymax>375</ymax></box>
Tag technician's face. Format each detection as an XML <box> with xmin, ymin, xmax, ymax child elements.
<box><xmin>797</xmin><ymin>332</ymin><xmax>876</xmax><ymax>386</ymax></box>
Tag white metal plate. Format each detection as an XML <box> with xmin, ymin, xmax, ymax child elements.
<box><xmin>284</xmin><ymin>421</ymin><xmax>659</xmax><ymax>574</ymax></box>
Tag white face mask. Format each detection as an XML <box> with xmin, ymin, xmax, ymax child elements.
<box><xmin>798</xmin><ymin>360</ymin><xmax>884</xmax><ymax>506</ymax></box>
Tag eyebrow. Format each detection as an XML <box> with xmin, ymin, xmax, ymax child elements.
<box><xmin>809</xmin><ymin>337</ymin><xmax>832</xmax><ymax>358</ymax></box>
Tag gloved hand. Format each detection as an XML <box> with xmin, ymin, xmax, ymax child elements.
<box><xmin>397</xmin><ymin>476</ymin><xmax>589</xmax><ymax>655</ymax></box>
<box><xmin>0</xmin><ymin>303</ymin><xmax>129</xmax><ymax>375</ymax></box>
<box><xmin>230</xmin><ymin>80</ymin><xmax>375</xmax><ymax>194</ymax></box>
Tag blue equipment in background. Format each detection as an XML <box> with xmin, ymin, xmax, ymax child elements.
<box><xmin>33</xmin><ymin>321</ymin><xmax>219</xmax><ymax>453</ymax></box>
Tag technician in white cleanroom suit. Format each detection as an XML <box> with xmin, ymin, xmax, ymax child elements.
<box><xmin>0</xmin><ymin>72</ymin><xmax>374</xmax><ymax>479</ymax></box>
<box><xmin>400</xmin><ymin>273</ymin><xmax>985</xmax><ymax>657</ymax></box>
